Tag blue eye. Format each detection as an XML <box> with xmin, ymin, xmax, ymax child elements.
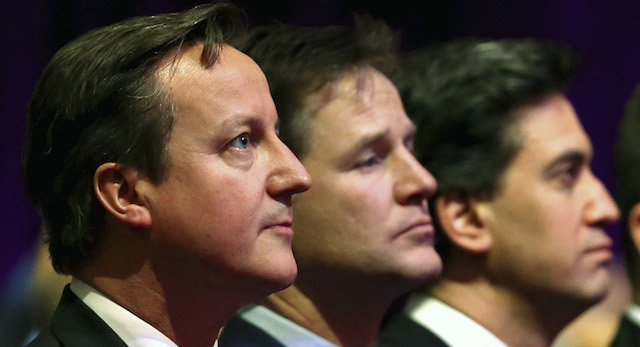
<box><xmin>230</xmin><ymin>134</ymin><xmax>250</xmax><ymax>149</ymax></box>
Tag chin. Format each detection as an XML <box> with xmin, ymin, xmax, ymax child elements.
<box><xmin>415</xmin><ymin>249</ymin><xmax>443</xmax><ymax>279</ymax></box>
<box><xmin>556</xmin><ymin>274</ymin><xmax>611</xmax><ymax>312</ymax></box>
<box><xmin>274</xmin><ymin>265</ymin><xmax>298</xmax><ymax>289</ymax></box>
<box><xmin>582</xmin><ymin>268</ymin><xmax>612</xmax><ymax>301</ymax></box>
<box><xmin>579</xmin><ymin>282</ymin><xmax>610</xmax><ymax>306</ymax></box>
<box><xmin>259</xmin><ymin>258</ymin><xmax>299</xmax><ymax>293</ymax></box>
<box><xmin>396</xmin><ymin>250</ymin><xmax>443</xmax><ymax>287</ymax></box>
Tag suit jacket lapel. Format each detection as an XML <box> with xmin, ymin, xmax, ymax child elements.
<box><xmin>377</xmin><ymin>312</ymin><xmax>450</xmax><ymax>347</ymax></box>
<box><xmin>219</xmin><ymin>313</ymin><xmax>287</xmax><ymax>347</ymax></box>
<box><xmin>49</xmin><ymin>285</ymin><xmax>128</xmax><ymax>347</ymax></box>
<box><xmin>610</xmin><ymin>314</ymin><xmax>640</xmax><ymax>347</ymax></box>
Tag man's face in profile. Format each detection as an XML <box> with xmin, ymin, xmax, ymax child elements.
<box><xmin>477</xmin><ymin>93</ymin><xmax>619</xmax><ymax>303</ymax></box>
<box><xmin>290</xmin><ymin>67</ymin><xmax>442</xmax><ymax>287</ymax></box>
<box><xmin>137</xmin><ymin>45</ymin><xmax>310</xmax><ymax>295</ymax></box>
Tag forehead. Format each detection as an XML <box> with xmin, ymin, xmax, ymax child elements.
<box><xmin>509</xmin><ymin>93</ymin><xmax>592</xmax><ymax>168</ymax></box>
<box><xmin>155</xmin><ymin>43</ymin><xmax>275</xmax><ymax>128</ymax></box>
<box><xmin>304</xmin><ymin>68</ymin><xmax>413</xmax><ymax>154</ymax></box>
<box><xmin>157</xmin><ymin>43</ymin><xmax>268</xmax><ymax>98</ymax></box>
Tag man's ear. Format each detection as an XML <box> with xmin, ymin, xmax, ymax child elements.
<box><xmin>435</xmin><ymin>195</ymin><xmax>491</xmax><ymax>254</ymax></box>
<box><xmin>628</xmin><ymin>203</ymin><xmax>640</xmax><ymax>254</ymax></box>
<box><xmin>94</xmin><ymin>163</ymin><xmax>152</xmax><ymax>228</ymax></box>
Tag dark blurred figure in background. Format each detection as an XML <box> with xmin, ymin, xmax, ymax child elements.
<box><xmin>22</xmin><ymin>2</ymin><xmax>310</xmax><ymax>346</ymax></box>
<box><xmin>378</xmin><ymin>38</ymin><xmax>620</xmax><ymax>347</ymax></box>
<box><xmin>0</xmin><ymin>228</ymin><xmax>70</xmax><ymax>346</ymax></box>
<box><xmin>219</xmin><ymin>18</ymin><xmax>442</xmax><ymax>347</ymax></box>
<box><xmin>610</xmin><ymin>83</ymin><xmax>640</xmax><ymax>346</ymax></box>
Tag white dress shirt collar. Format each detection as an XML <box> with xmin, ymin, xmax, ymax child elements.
<box><xmin>70</xmin><ymin>278</ymin><xmax>180</xmax><ymax>347</ymax></box>
<box><xmin>404</xmin><ymin>293</ymin><xmax>508</xmax><ymax>347</ymax></box>
<box><xmin>237</xmin><ymin>304</ymin><xmax>338</xmax><ymax>347</ymax></box>
<box><xmin>625</xmin><ymin>303</ymin><xmax>640</xmax><ymax>326</ymax></box>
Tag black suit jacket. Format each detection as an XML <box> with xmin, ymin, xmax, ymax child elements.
<box><xmin>26</xmin><ymin>285</ymin><xmax>127</xmax><ymax>347</ymax></box>
<box><xmin>610</xmin><ymin>314</ymin><xmax>640</xmax><ymax>347</ymax></box>
<box><xmin>218</xmin><ymin>313</ymin><xmax>285</xmax><ymax>347</ymax></box>
<box><xmin>376</xmin><ymin>312</ymin><xmax>449</xmax><ymax>347</ymax></box>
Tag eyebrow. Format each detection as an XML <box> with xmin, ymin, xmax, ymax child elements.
<box><xmin>349</xmin><ymin>129</ymin><xmax>391</xmax><ymax>156</ymax></box>
<box><xmin>343</xmin><ymin>121</ymin><xmax>414</xmax><ymax>159</ymax></box>
<box><xmin>221</xmin><ymin>113</ymin><xmax>268</xmax><ymax>129</ymax></box>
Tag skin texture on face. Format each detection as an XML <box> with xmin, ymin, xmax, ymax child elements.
<box><xmin>291</xmin><ymin>67</ymin><xmax>441</xmax><ymax>289</ymax></box>
<box><xmin>476</xmin><ymin>93</ymin><xmax>620</xmax><ymax>305</ymax></box>
<box><xmin>137</xmin><ymin>44</ymin><xmax>311</xmax><ymax>297</ymax></box>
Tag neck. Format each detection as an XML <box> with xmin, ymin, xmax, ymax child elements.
<box><xmin>77</xmin><ymin>223</ymin><xmax>243</xmax><ymax>347</ymax></box>
<box><xmin>263</xmin><ymin>280</ymin><xmax>397</xmax><ymax>347</ymax></box>
<box><xmin>430</xmin><ymin>276</ymin><xmax>579</xmax><ymax>347</ymax></box>
<box><xmin>80</xmin><ymin>261</ymin><xmax>238</xmax><ymax>347</ymax></box>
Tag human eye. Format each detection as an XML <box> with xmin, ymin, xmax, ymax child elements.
<box><xmin>544</xmin><ymin>151</ymin><xmax>587</xmax><ymax>191</ymax></box>
<box><xmin>228</xmin><ymin>133</ymin><xmax>250</xmax><ymax>150</ymax></box>
<box><xmin>360</xmin><ymin>156</ymin><xmax>381</xmax><ymax>167</ymax></box>
<box><xmin>354</xmin><ymin>154</ymin><xmax>384</xmax><ymax>173</ymax></box>
<box><xmin>556</xmin><ymin>162</ymin><xmax>582</xmax><ymax>189</ymax></box>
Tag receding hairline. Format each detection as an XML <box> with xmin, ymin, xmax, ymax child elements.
<box><xmin>296</xmin><ymin>66</ymin><xmax>401</xmax><ymax>156</ymax></box>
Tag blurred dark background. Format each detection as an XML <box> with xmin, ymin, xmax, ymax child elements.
<box><xmin>1</xmin><ymin>0</ymin><xmax>639</xmax><ymax>317</ymax></box>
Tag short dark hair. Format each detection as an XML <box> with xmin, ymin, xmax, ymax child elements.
<box><xmin>614</xmin><ymin>83</ymin><xmax>640</xmax><ymax>290</ymax></box>
<box><xmin>400</xmin><ymin>38</ymin><xmax>581</xmax><ymax>198</ymax></box>
<box><xmin>22</xmin><ymin>2</ymin><xmax>246</xmax><ymax>274</ymax></box>
<box><xmin>236</xmin><ymin>17</ymin><xmax>399</xmax><ymax>158</ymax></box>
<box><xmin>397</xmin><ymin>38</ymin><xmax>581</xmax><ymax>257</ymax></box>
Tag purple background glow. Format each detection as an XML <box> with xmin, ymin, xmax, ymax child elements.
<box><xmin>2</xmin><ymin>0</ymin><xmax>638</xmax><ymax>288</ymax></box>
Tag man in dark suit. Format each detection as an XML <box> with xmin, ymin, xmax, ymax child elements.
<box><xmin>377</xmin><ymin>38</ymin><xmax>620</xmax><ymax>347</ymax></box>
<box><xmin>23</xmin><ymin>2</ymin><xmax>310</xmax><ymax>346</ymax></box>
<box><xmin>610</xmin><ymin>83</ymin><xmax>640</xmax><ymax>346</ymax></box>
<box><xmin>218</xmin><ymin>19</ymin><xmax>442</xmax><ymax>347</ymax></box>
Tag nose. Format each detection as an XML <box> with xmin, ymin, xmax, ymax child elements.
<box><xmin>266</xmin><ymin>137</ymin><xmax>311</xmax><ymax>201</ymax></box>
<box><xmin>393</xmin><ymin>148</ymin><xmax>437</xmax><ymax>206</ymax></box>
<box><xmin>584</xmin><ymin>171</ymin><xmax>620</xmax><ymax>227</ymax></box>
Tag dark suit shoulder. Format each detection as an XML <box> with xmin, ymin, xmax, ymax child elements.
<box><xmin>610</xmin><ymin>315</ymin><xmax>640</xmax><ymax>347</ymax></box>
<box><xmin>377</xmin><ymin>312</ymin><xmax>449</xmax><ymax>347</ymax></box>
<box><xmin>219</xmin><ymin>313</ymin><xmax>285</xmax><ymax>347</ymax></box>
<box><xmin>25</xmin><ymin>330</ymin><xmax>62</xmax><ymax>347</ymax></box>
<box><xmin>26</xmin><ymin>285</ymin><xmax>127</xmax><ymax>347</ymax></box>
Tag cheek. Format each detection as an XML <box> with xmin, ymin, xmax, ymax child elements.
<box><xmin>485</xmin><ymin>200</ymin><xmax>550</xmax><ymax>267</ymax></box>
<box><xmin>485</xmin><ymin>178</ymin><xmax>591</xmax><ymax>285</ymax></box>
<box><xmin>291</xmin><ymin>178</ymin><xmax>392</xmax><ymax>256</ymax></box>
<box><xmin>492</xmin><ymin>205</ymin><xmax>583</xmax><ymax>280</ymax></box>
<box><xmin>211</xmin><ymin>182</ymin><xmax>263</xmax><ymax>222</ymax></box>
<box><xmin>293</xmin><ymin>183</ymin><xmax>352</xmax><ymax>241</ymax></box>
<box><xmin>529</xmin><ymin>193</ymin><xmax>586</xmax><ymax>253</ymax></box>
<box><xmin>332</xmin><ymin>178</ymin><xmax>394</xmax><ymax>234</ymax></box>
<box><xmin>155</xmin><ymin>168</ymin><xmax>266</xmax><ymax>245</ymax></box>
